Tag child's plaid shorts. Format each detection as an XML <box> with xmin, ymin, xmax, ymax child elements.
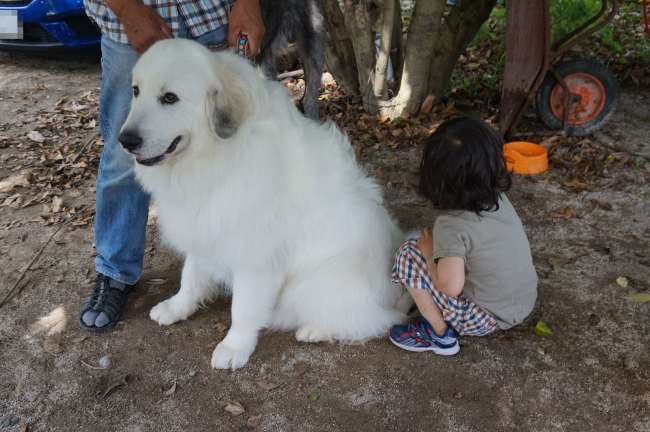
<box><xmin>392</xmin><ymin>239</ymin><xmax>498</xmax><ymax>336</ymax></box>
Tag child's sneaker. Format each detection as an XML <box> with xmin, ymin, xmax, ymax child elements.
<box><xmin>389</xmin><ymin>316</ymin><xmax>460</xmax><ymax>356</ymax></box>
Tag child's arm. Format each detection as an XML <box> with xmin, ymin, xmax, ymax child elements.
<box><xmin>417</xmin><ymin>229</ymin><xmax>465</xmax><ymax>298</ymax></box>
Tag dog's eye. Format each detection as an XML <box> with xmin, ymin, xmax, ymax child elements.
<box><xmin>161</xmin><ymin>92</ymin><xmax>179</xmax><ymax>105</ymax></box>
<box><xmin>133</xmin><ymin>86</ymin><xmax>139</xmax><ymax>98</ymax></box>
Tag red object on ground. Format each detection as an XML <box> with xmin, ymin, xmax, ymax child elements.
<box><xmin>503</xmin><ymin>142</ymin><xmax>549</xmax><ymax>175</ymax></box>
<box><xmin>549</xmin><ymin>72</ymin><xmax>607</xmax><ymax>125</ymax></box>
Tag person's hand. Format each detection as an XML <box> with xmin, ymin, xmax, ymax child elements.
<box><xmin>108</xmin><ymin>0</ymin><xmax>172</xmax><ymax>54</ymax></box>
<box><xmin>416</xmin><ymin>228</ymin><xmax>434</xmax><ymax>261</ymax></box>
<box><xmin>227</xmin><ymin>0</ymin><xmax>265</xmax><ymax>57</ymax></box>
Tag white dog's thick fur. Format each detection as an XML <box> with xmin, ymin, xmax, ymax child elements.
<box><xmin>121</xmin><ymin>39</ymin><xmax>406</xmax><ymax>369</ymax></box>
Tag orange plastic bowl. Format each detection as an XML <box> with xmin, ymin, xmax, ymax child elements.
<box><xmin>503</xmin><ymin>141</ymin><xmax>548</xmax><ymax>175</ymax></box>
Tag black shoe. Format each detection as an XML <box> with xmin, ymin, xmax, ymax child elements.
<box><xmin>79</xmin><ymin>274</ymin><xmax>134</xmax><ymax>332</ymax></box>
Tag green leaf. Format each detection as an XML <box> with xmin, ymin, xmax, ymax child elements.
<box><xmin>535</xmin><ymin>320</ymin><xmax>553</xmax><ymax>337</ymax></box>
<box><xmin>624</xmin><ymin>293</ymin><xmax>650</xmax><ymax>303</ymax></box>
<box><xmin>308</xmin><ymin>392</ymin><xmax>319</xmax><ymax>401</ymax></box>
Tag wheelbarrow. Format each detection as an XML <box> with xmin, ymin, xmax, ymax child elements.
<box><xmin>500</xmin><ymin>0</ymin><xmax>620</xmax><ymax>137</ymax></box>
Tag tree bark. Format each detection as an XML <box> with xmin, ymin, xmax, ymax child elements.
<box><xmin>343</xmin><ymin>0</ymin><xmax>380</xmax><ymax>113</ymax></box>
<box><xmin>427</xmin><ymin>0</ymin><xmax>497</xmax><ymax>100</ymax></box>
<box><xmin>322</xmin><ymin>0</ymin><xmax>360</xmax><ymax>96</ymax></box>
<box><xmin>379</xmin><ymin>0</ymin><xmax>446</xmax><ymax>119</ymax></box>
<box><xmin>389</xmin><ymin>0</ymin><xmax>403</xmax><ymax>88</ymax></box>
<box><xmin>373</xmin><ymin>0</ymin><xmax>395</xmax><ymax>99</ymax></box>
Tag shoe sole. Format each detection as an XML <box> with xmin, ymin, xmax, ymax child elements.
<box><xmin>389</xmin><ymin>335</ymin><xmax>460</xmax><ymax>356</ymax></box>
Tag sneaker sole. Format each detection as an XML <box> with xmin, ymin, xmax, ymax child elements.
<box><xmin>389</xmin><ymin>336</ymin><xmax>460</xmax><ymax>356</ymax></box>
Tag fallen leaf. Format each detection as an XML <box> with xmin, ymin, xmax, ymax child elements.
<box><xmin>293</xmin><ymin>361</ymin><xmax>308</xmax><ymax>376</ymax></box>
<box><xmin>308</xmin><ymin>392</ymin><xmax>319</xmax><ymax>401</ymax></box>
<box><xmin>615</xmin><ymin>276</ymin><xmax>629</xmax><ymax>288</ymax></box>
<box><xmin>623</xmin><ymin>293</ymin><xmax>650</xmax><ymax>303</ymax></box>
<box><xmin>27</xmin><ymin>130</ymin><xmax>45</xmax><ymax>143</ymax></box>
<box><xmin>73</xmin><ymin>335</ymin><xmax>88</xmax><ymax>344</ymax></box>
<box><xmin>213</xmin><ymin>321</ymin><xmax>229</xmax><ymax>334</ymax></box>
<box><xmin>146</xmin><ymin>278</ymin><xmax>167</xmax><ymax>285</ymax></box>
<box><xmin>589</xmin><ymin>199</ymin><xmax>613</xmax><ymax>211</ymax></box>
<box><xmin>99</xmin><ymin>374</ymin><xmax>129</xmax><ymax>399</ymax></box>
<box><xmin>224</xmin><ymin>401</ymin><xmax>245</xmax><ymax>416</ymax></box>
<box><xmin>51</xmin><ymin>196</ymin><xmax>64</xmax><ymax>213</ymax></box>
<box><xmin>246</xmin><ymin>415</ymin><xmax>261</xmax><ymax>429</ymax></box>
<box><xmin>163</xmin><ymin>381</ymin><xmax>177</xmax><ymax>396</ymax></box>
<box><xmin>256</xmin><ymin>379</ymin><xmax>279</xmax><ymax>391</ymax></box>
<box><xmin>0</xmin><ymin>171</ymin><xmax>32</xmax><ymax>193</ymax></box>
<box><xmin>534</xmin><ymin>320</ymin><xmax>553</xmax><ymax>337</ymax></box>
<box><xmin>2</xmin><ymin>193</ymin><xmax>22</xmax><ymax>208</ymax></box>
<box><xmin>420</xmin><ymin>94</ymin><xmax>435</xmax><ymax>114</ymax></box>
<box><xmin>562</xmin><ymin>178</ymin><xmax>590</xmax><ymax>192</ymax></box>
<box><xmin>549</xmin><ymin>207</ymin><xmax>577</xmax><ymax>219</ymax></box>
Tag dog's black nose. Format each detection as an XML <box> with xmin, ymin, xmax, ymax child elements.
<box><xmin>118</xmin><ymin>130</ymin><xmax>143</xmax><ymax>151</ymax></box>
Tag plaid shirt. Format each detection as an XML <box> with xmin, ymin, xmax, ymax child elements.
<box><xmin>392</xmin><ymin>239</ymin><xmax>498</xmax><ymax>336</ymax></box>
<box><xmin>84</xmin><ymin>0</ymin><xmax>234</xmax><ymax>44</ymax></box>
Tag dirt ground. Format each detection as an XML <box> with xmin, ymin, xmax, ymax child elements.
<box><xmin>0</xmin><ymin>50</ymin><xmax>649</xmax><ymax>432</ymax></box>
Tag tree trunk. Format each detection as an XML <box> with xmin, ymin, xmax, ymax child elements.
<box><xmin>321</xmin><ymin>0</ymin><xmax>496</xmax><ymax>119</ymax></box>
<box><xmin>378</xmin><ymin>0</ymin><xmax>446</xmax><ymax>119</ymax></box>
<box><xmin>427</xmin><ymin>0</ymin><xmax>497</xmax><ymax>100</ymax></box>
<box><xmin>373</xmin><ymin>0</ymin><xmax>395</xmax><ymax>99</ymax></box>
<box><xmin>390</xmin><ymin>0</ymin><xmax>403</xmax><ymax>88</ymax></box>
<box><xmin>343</xmin><ymin>0</ymin><xmax>380</xmax><ymax>113</ymax></box>
<box><xmin>322</xmin><ymin>0</ymin><xmax>360</xmax><ymax>96</ymax></box>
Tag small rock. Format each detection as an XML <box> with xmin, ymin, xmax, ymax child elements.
<box><xmin>98</xmin><ymin>355</ymin><xmax>111</xmax><ymax>369</ymax></box>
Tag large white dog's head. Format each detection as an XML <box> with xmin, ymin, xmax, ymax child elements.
<box><xmin>119</xmin><ymin>39</ymin><xmax>254</xmax><ymax>167</ymax></box>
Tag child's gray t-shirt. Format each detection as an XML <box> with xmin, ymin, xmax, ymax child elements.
<box><xmin>432</xmin><ymin>194</ymin><xmax>537</xmax><ymax>329</ymax></box>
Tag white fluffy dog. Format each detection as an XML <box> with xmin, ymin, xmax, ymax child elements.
<box><xmin>119</xmin><ymin>39</ymin><xmax>406</xmax><ymax>370</ymax></box>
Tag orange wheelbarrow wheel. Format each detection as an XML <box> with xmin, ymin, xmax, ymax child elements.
<box><xmin>535</xmin><ymin>59</ymin><xmax>619</xmax><ymax>136</ymax></box>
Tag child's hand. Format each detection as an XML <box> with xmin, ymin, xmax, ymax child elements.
<box><xmin>416</xmin><ymin>228</ymin><xmax>434</xmax><ymax>260</ymax></box>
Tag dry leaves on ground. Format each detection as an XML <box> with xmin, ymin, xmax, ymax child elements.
<box><xmin>224</xmin><ymin>401</ymin><xmax>245</xmax><ymax>416</ymax></box>
<box><xmin>0</xmin><ymin>91</ymin><xmax>100</xmax><ymax>228</ymax></box>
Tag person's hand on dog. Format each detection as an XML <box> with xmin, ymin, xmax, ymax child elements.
<box><xmin>228</xmin><ymin>0</ymin><xmax>265</xmax><ymax>57</ymax></box>
<box><xmin>108</xmin><ymin>0</ymin><xmax>172</xmax><ymax>54</ymax></box>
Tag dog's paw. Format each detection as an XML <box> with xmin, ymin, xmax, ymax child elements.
<box><xmin>295</xmin><ymin>325</ymin><xmax>330</xmax><ymax>343</ymax></box>
<box><xmin>149</xmin><ymin>299</ymin><xmax>188</xmax><ymax>326</ymax></box>
<box><xmin>210</xmin><ymin>334</ymin><xmax>256</xmax><ymax>370</ymax></box>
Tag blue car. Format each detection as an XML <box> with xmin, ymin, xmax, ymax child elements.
<box><xmin>0</xmin><ymin>0</ymin><xmax>100</xmax><ymax>50</ymax></box>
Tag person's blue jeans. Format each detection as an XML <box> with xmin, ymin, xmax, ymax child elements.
<box><xmin>94</xmin><ymin>24</ymin><xmax>227</xmax><ymax>285</ymax></box>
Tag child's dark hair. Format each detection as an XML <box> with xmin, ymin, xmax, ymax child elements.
<box><xmin>418</xmin><ymin>117</ymin><xmax>512</xmax><ymax>214</ymax></box>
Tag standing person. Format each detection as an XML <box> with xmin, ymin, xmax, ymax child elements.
<box><xmin>389</xmin><ymin>117</ymin><xmax>538</xmax><ymax>355</ymax></box>
<box><xmin>79</xmin><ymin>0</ymin><xmax>265</xmax><ymax>331</ymax></box>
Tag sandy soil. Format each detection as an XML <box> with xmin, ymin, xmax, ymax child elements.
<box><xmin>0</xmin><ymin>50</ymin><xmax>649</xmax><ymax>432</ymax></box>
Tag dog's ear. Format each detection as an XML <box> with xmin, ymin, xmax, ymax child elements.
<box><xmin>206</xmin><ymin>69</ymin><xmax>250</xmax><ymax>139</ymax></box>
<box><xmin>208</xmin><ymin>89</ymin><xmax>238</xmax><ymax>139</ymax></box>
